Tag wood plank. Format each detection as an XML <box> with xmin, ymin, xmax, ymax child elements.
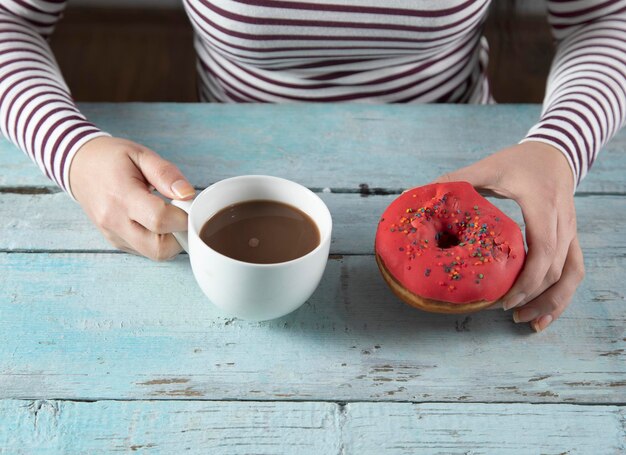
<box><xmin>0</xmin><ymin>400</ymin><xmax>622</xmax><ymax>454</ymax></box>
<box><xmin>0</xmin><ymin>104</ymin><xmax>624</xmax><ymax>194</ymax></box>
<box><xmin>0</xmin><ymin>400</ymin><xmax>340</xmax><ymax>454</ymax></box>
<box><xmin>342</xmin><ymin>402</ymin><xmax>625</xmax><ymax>454</ymax></box>
<box><xmin>0</xmin><ymin>252</ymin><xmax>623</xmax><ymax>403</ymax></box>
<box><xmin>0</xmin><ymin>192</ymin><xmax>623</xmax><ymax>255</ymax></box>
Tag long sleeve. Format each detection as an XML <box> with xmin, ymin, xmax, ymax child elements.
<box><xmin>0</xmin><ymin>0</ymin><xmax>109</xmax><ymax>198</ymax></box>
<box><xmin>521</xmin><ymin>0</ymin><xmax>626</xmax><ymax>187</ymax></box>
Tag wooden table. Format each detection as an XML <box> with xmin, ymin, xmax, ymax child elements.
<box><xmin>0</xmin><ymin>104</ymin><xmax>624</xmax><ymax>454</ymax></box>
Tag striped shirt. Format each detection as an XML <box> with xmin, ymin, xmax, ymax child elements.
<box><xmin>0</xmin><ymin>1</ymin><xmax>625</xmax><ymax>198</ymax></box>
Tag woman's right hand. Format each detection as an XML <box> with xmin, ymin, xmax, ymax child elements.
<box><xmin>69</xmin><ymin>136</ymin><xmax>196</xmax><ymax>261</ymax></box>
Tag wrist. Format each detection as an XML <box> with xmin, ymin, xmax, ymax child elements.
<box><xmin>519</xmin><ymin>139</ymin><xmax>577</xmax><ymax>194</ymax></box>
<box><xmin>67</xmin><ymin>133</ymin><xmax>112</xmax><ymax>202</ymax></box>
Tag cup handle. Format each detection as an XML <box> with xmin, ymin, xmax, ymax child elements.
<box><xmin>171</xmin><ymin>199</ymin><xmax>194</xmax><ymax>253</ymax></box>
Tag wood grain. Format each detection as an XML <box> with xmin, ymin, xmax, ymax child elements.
<box><xmin>0</xmin><ymin>104</ymin><xmax>624</xmax><ymax>194</ymax></box>
<box><xmin>1</xmin><ymin>103</ymin><xmax>624</xmax><ymax>450</ymax></box>
<box><xmin>0</xmin><ymin>400</ymin><xmax>622</xmax><ymax>454</ymax></box>
<box><xmin>0</xmin><ymin>252</ymin><xmax>623</xmax><ymax>403</ymax></box>
<box><xmin>2</xmin><ymin>192</ymin><xmax>623</xmax><ymax>254</ymax></box>
<box><xmin>0</xmin><ymin>400</ymin><xmax>340</xmax><ymax>454</ymax></box>
<box><xmin>343</xmin><ymin>402</ymin><xmax>626</xmax><ymax>454</ymax></box>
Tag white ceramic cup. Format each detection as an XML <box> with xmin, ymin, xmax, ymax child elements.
<box><xmin>171</xmin><ymin>175</ymin><xmax>332</xmax><ymax>321</ymax></box>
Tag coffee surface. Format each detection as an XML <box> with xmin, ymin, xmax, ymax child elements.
<box><xmin>199</xmin><ymin>200</ymin><xmax>320</xmax><ymax>264</ymax></box>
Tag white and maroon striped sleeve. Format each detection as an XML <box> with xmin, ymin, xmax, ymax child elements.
<box><xmin>0</xmin><ymin>0</ymin><xmax>109</xmax><ymax>198</ymax></box>
<box><xmin>521</xmin><ymin>0</ymin><xmax>626</xmax><ymax>187</ymax></box>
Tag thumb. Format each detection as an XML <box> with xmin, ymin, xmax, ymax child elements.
<box><xmin>134</xmin><ymin>148</ymin><xmax>195</xmax><ymax>200</ymax></box>
<box><xmin>433</xmin><ymin>161</ymin><xmax>492</xmax><ymax>189</ymax></box>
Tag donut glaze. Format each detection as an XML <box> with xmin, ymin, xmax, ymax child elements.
<box><xmin>375</xmin><ymin>182</ymin><xmax>525</xmax><ymax>305</ymax></box>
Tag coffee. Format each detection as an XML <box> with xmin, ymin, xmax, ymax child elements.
<box><xmin>199</xmin><ymin>200</ymin><xmax>320</xmax><ymax>264</ymax></box>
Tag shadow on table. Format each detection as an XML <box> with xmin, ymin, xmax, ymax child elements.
<box><xmin>264</xmin><ymin>256</ymin><xmax>533</xmax><ymax>343</ymax></box>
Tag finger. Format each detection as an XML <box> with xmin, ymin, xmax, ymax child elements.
<box><xmin>512</xmin><ymin>237</ymin><xmax>585</xmax><ymax>332</ymax></box>
<box><xmin>518</xmin><ymin>212</ymin><xmax>574</xmax><ymax>305</ymax></box>
<box><xmin>502</xmin><ymin>201</ymin><xmax>558</xmax><ymax>310</ymax></box>
<box><xmin>121</xmin><ymin>219</ymin><xmax>183</xmax><ymax>261</ymax></box>
<box><xmin>125</xmin><ymin>183</ymin><xmax>188</xmax><ymax>234</ymax></box>
<box><xmin>116</xmin><ymin>241</ymin><xmax>140</xmax><ymax>256</ymax></box>
<box><xmin>131</xmin><ymin>147</ymin><xmax>195</xmax><ymax>200</ymax></box>
<box><xmin>99</xmin><ymin>227</ymin><xmax>136</xmax><ymax>254</ymax></box>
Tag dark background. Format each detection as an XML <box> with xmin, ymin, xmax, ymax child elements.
<box><xmin>49</xmin><ymin>6</ymin><xmax>554</xmax><ymax>103</ymax></box>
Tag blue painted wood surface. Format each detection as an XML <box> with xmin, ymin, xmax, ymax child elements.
<box><xmin>0</xmin><ymin>252</ymin><xmax>623</xmax><ymax>403</ymax></box>
<box><xmin>0</xmin><ymin>103</ymin><xmax>624</xmax><ymax>453</ymax></box>
<box><xmin>0</xmin><ymin>401</ymin><xmax>623</xmax><ymax>454</ymax></box>
<box><xmin>0</xmin><ymin>104</ymin><xmax>625</xmax><ymax>194</ymax></box>
<box><xmin>1</xmin><ymin>192</ymin><xmax>624</xmax><ymax>254</ymax></box>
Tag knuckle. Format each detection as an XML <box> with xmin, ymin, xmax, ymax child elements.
<box><xmin>546</xmin><ymin>295</ymin><xmax>562</xmax><ymax>313</ymax></box>
<box><xmin>524</xmin><ymin>269</ymin><xmax>548</xmax><ymax>295</ymax></box>
<box><xmin>152</xmin><ymin>235</ymin><xmax>176</xmax><ymax>262</ymax></box>
<box><xmin>546</xmin><ymin>266</ymin><xmax>562</xmax><ymax>285</ymax></box>
<box><xmin>147</xmin><ymin>200</ymin><xmax>169</xmax><ymax>232</ymax></box>
<box><xmin>155</xmin><ymin>162</ymin><xmax>176</xmax><ymax>180</ymax></box>
<box><xmin>492</xmin><ymin>167</ymin><xmax>505</xmax><ymax>186</ymax></box>
<box><xmin>94</xmin><ymin>203</ymin><xmax>116</xmax><ymax>228</ymax></box>
<box><xmin>103</xmin><ymin>233</ymin><xmax>119</xmax><ymax>248</ymax></box>
<box><xmin>103</xmin><ymin>235</ymin><xmax>129</xmax><ymax>253</ymax></box>
<box><xmin>127</xmin><ymin>143</ymin><xmax>146</xmax><ymax>162</ymax></box>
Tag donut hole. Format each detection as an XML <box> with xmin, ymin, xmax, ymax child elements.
<box><xmin>436</xmin><ymin>230</ymin><xmax>460</xmax><ymax>249</ymax></box>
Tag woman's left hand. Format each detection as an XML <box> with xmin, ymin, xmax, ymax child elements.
<box><xmin>435</xmin><ymin>142</ymin><xmax>585</xmax><ymax>332</ymax></box>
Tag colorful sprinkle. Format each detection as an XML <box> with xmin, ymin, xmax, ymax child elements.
<box><xmin>386</xmin><ymin>190</ymin><xmax>513</xmax><ymax>293</ymax></box>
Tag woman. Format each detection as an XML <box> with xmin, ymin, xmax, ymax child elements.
<box><xmin>1</xmin><ymin>1</ymin><xmax>624</xmax><ymax>332</ymax></box>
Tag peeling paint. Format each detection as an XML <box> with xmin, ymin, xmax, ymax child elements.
<box><xmin>139</xmin><ymin>378</ymin><xmax>190</xmax><ymax>386</ymax></box>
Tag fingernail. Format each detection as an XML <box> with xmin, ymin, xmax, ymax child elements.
<box><xmin>532</xmin><ymin>314</ymin><xmax>553</xmax><ymax>333</ymax></box>
<box><xmin>530</xmin><ymin>320</ymin><xmax>539</xmax><ymax>332</ymax></box>
<box><xmin>503</xmin><ymin>293</ymin><xmax>525</xmax><ymax>311</ymax></box>
<box><xmin>171</xmin><ymin>179</ymin><xmax>195</xmax><ymax>199</ymax></box>
<box><xmin>513</xmin><ymin>307</ymin><xmax>540</xmax><ymax>323</ymax></box>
